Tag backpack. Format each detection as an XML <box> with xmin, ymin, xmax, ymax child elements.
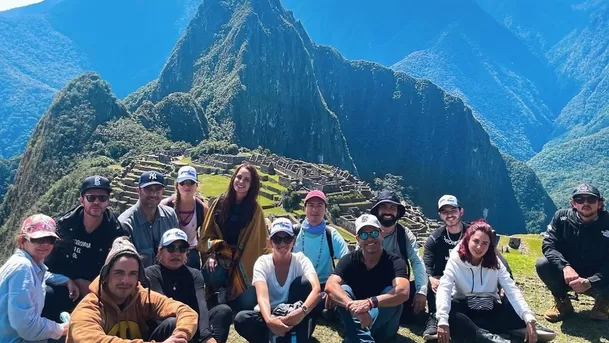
<box><xmin>293</xmin><ymin>224</ymin><xmax>336</xmax><ymax>269</ymax></box>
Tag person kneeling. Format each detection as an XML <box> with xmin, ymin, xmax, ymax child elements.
<box><xmin>146</xmin><ymin>229</ymin><xmax>233</xmax><ymax>343</ymax></box>
<box><xmin>435</xmin><ymin>220</ymin><xmax>556</xmax><ymax>343</ymax></box>
<box><xmin>67</xmin><ymin>237</ymin><xmax>198</xmax><ymax>343</ymax></box>
<box><xmin>234</xmin><ymin>218</ymin><xmax>321</xmax><ymax>342</ymax></box>
<box><xmin>325</xmin><ymin>214</ymin><xmax>410</xmax><ymax>343</ymax></box>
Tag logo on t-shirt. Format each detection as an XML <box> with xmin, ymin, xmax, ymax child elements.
<box><xmin>72</xmin><ymin>238</ymin><xmax>92</xmax><ymax>259</ymax></box>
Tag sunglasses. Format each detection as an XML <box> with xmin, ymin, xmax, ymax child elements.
<box><xmin>357</xmin><ymin>229</ymin><xmax>381</xmax><ymax>240</ymax></box>
<box><xmin>573</xmin><ymin>196</ymin><xmax>599</xmax><ymax>205</ymax></box>
<box><xmin>271</xmin><ymin>235</ymin><xmax>294</xmax><ymax>245</ymax></box>
<box><xmin>84</xmin><ymin>194</ymin><xmax>109</xmax><ymax>202</ymax></box>
<box><xmin>166</xmin><ymin>243</ymin><xmax>189</xmax><ymax>253</ymax></box>
<box><xmin>29</xmin><ymin>236</ymin><xmax>58</xmax><ymax>245</ymax></box>
<box><xmin>179</xmin><ymin>180</ymin><xmax>196</xmax><ymax>186</ymax></box>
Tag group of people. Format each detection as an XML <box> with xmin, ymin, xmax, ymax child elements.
<box><xmin>0</xmin><ymin>159</ymin><xmax>606</xmax><ymax>343</ymax></box>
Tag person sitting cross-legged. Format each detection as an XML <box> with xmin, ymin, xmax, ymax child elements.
<box><xmin>325</xmin><ymin>214</ymin><xmax>410</xmax><ymax>343</ymax></box>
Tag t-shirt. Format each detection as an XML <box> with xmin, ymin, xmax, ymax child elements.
<box><xmin>423</xmin><ymin>223</ymin><xmax>469</xmax><ymax>277</ymax></box>
<box><xmin>252</xmin><ymin>252</ymin><xmax>317</xmax><ymax>310</ymax></box>
<box><xmin>292</xmin><ymin>227</ymin><xmax>350</xmax><ymax>283</ymax></box>
<box><xmin>222</xmin><ymin>203</ymin><xmax>244</xmax><ymax>247</ymax></box>
<box><xmin>332</xmin><ymin>249</ymin><xmax>409</xmax><ymax>300</ymax></box>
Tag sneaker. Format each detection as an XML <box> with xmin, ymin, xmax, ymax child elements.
<box><xmin>590</xmin><ymin>296</ymin><xmax>609</xmax><ymax>321</ymax></box>
<box><xmin>511</xmin><ymin>322</ymin><xmax>557</xmax><ymax>342</ymax></box>
<box><xmin>543</xmin><ymin>296</ymin><xmax>574</xmax><ymax>322</ymax></box>
<box><xmin>422</xmin><ymin>314</ymin><xmax>438</xmax><ymax>341</ymax></box>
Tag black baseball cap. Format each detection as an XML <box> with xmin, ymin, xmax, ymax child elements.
<box><xmin>572</xmin><ymin>183</ymin><xmax>602</xmax><ymax>198</ymax></box>
<box><xmin>80</xmin><ymin>175</ymin><xmax>112</xmax><ymax>195</ymax></box>
<box><xmin>139</xmin><ymin>171</ymin><xmax>165</xmax><ymax>188</ymax></box>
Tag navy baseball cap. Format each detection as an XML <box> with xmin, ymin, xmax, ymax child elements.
<box><xmin>80</xmin><ymin>175</ymin><xmax>112</xmax><ymax>195</ymax></box>
<box><xmin>139</xmin><ymin>171</ymin><xmax>165</xmax><ymax>188</ymax></box>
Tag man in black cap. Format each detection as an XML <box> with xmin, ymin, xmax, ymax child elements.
<box><xmin>537</xmin><ymin>183</ymin><xmax>609</xmax><ymax>322</ymax></box>
<box><xmin>370</xmin><ymin>189</ymin><xmax>427</xmax><ymax>325</ymax></box>
<box><xmin>119</xmin><ymin>170</ymin><xmax>179</xmax><ymax>267</ymax></box>
<box><xmin>43</xmin><ymin>175</ymin><xmax>130</xmax><ymax>322</ymax></box>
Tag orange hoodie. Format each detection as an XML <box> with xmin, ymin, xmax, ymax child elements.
<box><xmin>66</xmin><ymin>276</ymin><xmax>198</xmax><ymax>343</ymax></box>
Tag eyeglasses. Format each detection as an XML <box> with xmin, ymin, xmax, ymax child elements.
<box><xmin>573</xmin><ymin>196</ymin><xmax>599</xmax><ymax>205</ymax></box>
<box><xmin>84</xmin><ymin>194</ymin><xmax>109</xmax><ymax>202</ymax></box>
<box><xmin>28</xmin><ymin>236</ymin><xmax>58</xmax><ymax>245</ymax></box>
<box><xmin>271</xmin><ymin>235</ymin><xmax>294</xmax><ymax>244</ymax></box>
<box><xmin>357</xmin><ymin>229</ymin><xmax>380</xmax><ymax>240</ymax></box>
<box><xmin>166</xmin><ymin>243</ymin><xmax>189</xmax><ymax>253</ymax></box>
<box><xmin>179</xmin><ymin>180</ymin><xmax>196</xmax><ymax>186</ymax></box>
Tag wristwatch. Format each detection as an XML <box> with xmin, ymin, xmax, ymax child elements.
<box><xmin>301</xmin><ymin>304</ymin><xmax>309</xmax><ymax>314</ymax></box>
<box><xmin>370</xmin><ymin>296</ymin><xmax>379</xmax><ymax>308</ymax></box>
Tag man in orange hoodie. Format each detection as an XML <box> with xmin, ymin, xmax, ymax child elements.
<box><xmin>67</xmin><ymin>237</ymin><xmax>198</xmax><ymax>343</ymax></box>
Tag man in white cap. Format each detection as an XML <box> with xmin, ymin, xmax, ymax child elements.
<box><xmin>325</xmin><ymin>214</ymin><xmax>410</xmax><ymax>342</ymax></box>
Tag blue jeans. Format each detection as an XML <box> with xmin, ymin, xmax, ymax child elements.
<box><xmin>202</xmin><ymin>265</ymin><xmax>257</xmax><ymax>312</ymax></box>
<box><xmin>336</xmin><ymin>285</ymin><xmax>402</xmax><ymax>343</ymax></box>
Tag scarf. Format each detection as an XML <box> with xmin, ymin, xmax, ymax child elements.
<box><xmin>301</xmin><ymin>218</ymin><xmax>326</xmax><ymax>235</ymax></box>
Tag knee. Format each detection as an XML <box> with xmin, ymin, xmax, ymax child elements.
<box><xmin>160</xmin><ymin>316</ymin><xmax>177</xmax><ymax>329</ymax></box>
<box><xmin>215</xmin><ymin>304</ymin><xmax>234</xmax><ymax>324</ymax></box>
<box><xmin>535</xmin><ymin>257</ymin><xmax>554</xmax><ymax>274</ymax></box>
<box><xmin>340</xmin><ymin>284</ymin><xmax>354</xmax><ymax>298</ymax></box>
<box><xmin>233</xmin><ymin>311</ymin><xmax>252</xmax><ymax>332</ymax></box>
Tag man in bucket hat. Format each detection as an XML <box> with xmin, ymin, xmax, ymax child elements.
<box><xmin>370</xmin><ymin>189</ymin><xmax>427</xmax><ymax>324</ymax></box>
<box><xmin>67</xmin><ymin>237</ymin><xmax>197</xmax><ymax>342</ymax></box>
<box><xmin>536</xmin><ymin>183</ymin><xmax>609</xmax><ymax>322</ymax></box>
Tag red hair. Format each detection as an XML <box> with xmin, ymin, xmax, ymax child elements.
<box><xmin>458</xmin><ymin>219</ymin><xmax>499</xmax><ymax>269</ymax></box>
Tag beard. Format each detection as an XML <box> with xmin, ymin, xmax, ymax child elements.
<box><xmin>379</xmin><ymin>214</ymin><xmax>398</xmax><ymax>227</ymax></box>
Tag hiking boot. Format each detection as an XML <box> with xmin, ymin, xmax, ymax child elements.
<box><xmin>543</xmin><ymin>296</ymin><xmax>574</xmax><ymax>322</ymax></box>
<box><xmin>511</xmin><ymin>322</ymin><xmax>557</xmax><ymax>342</ymax></box>
<box><xmin>590</xmin><ymin>296</ymin><xmax>609</xmax><ymax>321</ymax></box>
<box><xmin>475</xmin><ymin>328</ymin><xmax>510</xmax><ymax>343</ymax></box>
<box><xmin>422</xmin><ymin>314</ymin><xmax>438</xmax><ymax>341</ymax></box>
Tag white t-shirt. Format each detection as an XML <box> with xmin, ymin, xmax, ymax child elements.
<box><xmin>252</xmin><ymin>252</ymin><xmax>317</xmax><ymax>310</ymax></box>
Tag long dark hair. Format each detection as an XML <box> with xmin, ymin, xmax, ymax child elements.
<box><xmin>215</xmin><ymin>163</ymin><xmax>260</xmax><ymax>227</ymax></box>
<box><xmin>457</xmin><ymin>219</ymin><xmax>499</xmax><ymax>269</ymax></box>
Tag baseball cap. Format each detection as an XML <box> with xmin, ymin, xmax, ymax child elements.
<box><xmin>80</xmin><ymin>175</ymin><xmax>112</xmax><ymax>195</ymax></box>
<box><xmin>270</xmin><ymin>218</ymin><xmax>294</xmax><ymax>237</ymax></box>
<box><xmin>304</xmin><ymin>190</ymin><xmax>327</xmax><ymax>205</ymax></box>
<box><xmin>159</xmin><ymin>228</ymin><xmax>189</xmax><ymax>248</ymax></box>
<box><xmin>139</xmin><ymin>171</ymin><xmax>165</xmax><ymax>188</ymax></box>
<box><xmin>20</xmin><ymin>214</ymin><xmax>59</xmax><ymax>239</ymax></box>
<box><xmin>354</xmin><ymin>214</ymin><xmax>381</xmax><ymax>234</ymax></box>
<box><xmin>572</xmin><ymin>183</ymin><xmax>601</xmax><ymax>198</ymax></box>
<box><xmin>176</xmin><ymin>166</ymin><xmax>198</xmax><ymax>184</ymax></box>
<box><xmin>438</xmin><ymin>195</ymin><xmax>459</xmax><ymax>210</ymax></box>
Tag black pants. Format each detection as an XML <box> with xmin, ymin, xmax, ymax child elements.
<box><xmin>187</xmin><ymin>248</ymin><xmax>201</xmax><ymax>270</ymax></box>
<box><xmin>234</xmin><ymin>276</ymin><xmax>317</xmax><ymax>343</ymax></box>
<box><xmin>204</xmin><ymin>304</ymin><xmax>233</xmax><ymax>343</ymax></box>
<box><xmin>42</xmin><ymin>284</ymin><xmax>77</xmax><ymax>322</ymax></box>
<box><xmin>148</xmin><ymin>317</ymin><xmax>179</xmax><ymax>341</ymax></box>
<box><xmin>536</xmin><ymin>257</ymin><xmax>609</xmax><ymax>299</ymax></box>
<box><xmin>448</xmin><ymin>298</ymin><xmax>525</xmax><ymax>340</ymax></box>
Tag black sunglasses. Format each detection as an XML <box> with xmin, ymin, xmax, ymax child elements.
<box><xmin>573</xmin><ymin>196</ymin><xmax>599</xmax><ymax>205</ymax></box>
<box><xmin>166</xmin><ymin>243</ymin><xmax>189</xmax><ymax>253</ymax></box>
<box><xmin>357</xmin><ymin>229</ymin><xmax>381</xmax><ymax>240</ymax></box>
<box><xmin>271</xmin><ymin>235</ymin><xmax>294</xmax><ymax>244</ymax></box>
<box><xmin>179</xmin><ymin>180</ymin><xmax>196</xmax><ymax>186</ymax></box>
<box><xmin>84</xmin><ymin>194</ymin><xmax>109</xmax><ymax>202</ymax></box>
<box><xmin>29</xmin><ymin>236</ymin><xmax>58</xmax><ymax>245</ymax></box>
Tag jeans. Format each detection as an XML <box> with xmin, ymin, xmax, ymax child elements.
<box><xmin>336</xmin><ymin>285</ymin><xmax>402</xmax><ymax>343</ymax></box>
<box><xmin>202</xmin><ymin>265</ymin><xmax>257</xmax><ymax>311</ymax></box>
<box><xmin>536</xmin><ymin>257</ymin><xmax>609</xmax><ymax>299</ymax></box>
<box><xmin>234</xmin><ymin>276</ymin><xmax>317</xmax><ymax>343</ymax></box>
<box><xmin>186</xmin><ymin>249</ymin><xmax>201</xmax><ymax>270</ymax></box>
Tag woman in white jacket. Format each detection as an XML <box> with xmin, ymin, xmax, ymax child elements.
<box><xmin>435</xmin><ymin>220</ymin><xmax>555</xmax><ymax>343</ymax></box>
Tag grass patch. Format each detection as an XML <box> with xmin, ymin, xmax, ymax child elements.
<box><xmin>199</xmin><ymin>174</ymin><xmax>230</xmax><ymax>198</ymax></box>
<box><xmin>179</xmin><ymin>156</ymin><xmax>192</xmax><ymax>164</ymax></box>
<box><xmin>257</xmin><ymin>196</ymin><xmax>276</xmax><ymax>207</ymax></box>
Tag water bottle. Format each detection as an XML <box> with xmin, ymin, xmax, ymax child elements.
<box><xmin>290</xmin><ymin>331</ymin><xmax>296</xmax><ymax>343</ymax></box>
<box><xmin>59</xmin><ymin>311</ymin><xmax>70</xmax><ymax>323</ymax></box>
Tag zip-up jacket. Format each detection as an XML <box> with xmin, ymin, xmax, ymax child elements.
<box><xmin>543</xmin><ymin>208</ymin><xmax>609</xmax><ymax>288</ymax></box>
<box><xmin>436</xmin><ymin>243</ymin><xmax>535</xmax><ymax>327</ymax></box>
<box><xmin>46</xmin><ymin>206</ymin><xmax>130</xmax><ymax>281</ymax></box>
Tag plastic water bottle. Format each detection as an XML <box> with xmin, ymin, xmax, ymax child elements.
<box><xmin>59</xmin><ymin>312</ymin><xmax>70</xmax><ymax>323</ymax></box>
<box><xmin>291</xmin><ymin>332</ymin><xmax>296</xmax><ymax>343</ymax></box>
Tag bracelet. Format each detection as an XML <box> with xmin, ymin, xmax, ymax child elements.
<box><xmin>367</xmin><ymin>298</ymin><xmax>374</xmax><ymax>309</ymax></box>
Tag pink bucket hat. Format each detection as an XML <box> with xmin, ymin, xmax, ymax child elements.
<box><xmin>20</xmin><ymin>214</ymin><xmax>59</xmax><ymax>239</ymax></box>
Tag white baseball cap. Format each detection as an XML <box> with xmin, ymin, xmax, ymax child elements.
<box><xmin>159</xmin><ymin>228</ymin><xmax>189</xmax><ymax>248</ymax></box>
<box><xmin>355</xmin><ymin>214</ymin><xmax>381</xmax><ymax>234</ymax></box>
<box><xmin>176</xmin><ymin>166</ymin><xmax>198</xmax><ymax>183</ymax></box>
<box><xmin>438</xmin><ymin>195</ymin><xmax>459</xmax><ymax>210</ymax></box>
<box><xmin>270</xmin><ymin>218</ymin><xmax>294</xmax><ymax>237</ymax></box>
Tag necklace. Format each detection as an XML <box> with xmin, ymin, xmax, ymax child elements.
<box><xmin>444</xmin><ymin>228</ymin><xmax>463</xmax><ymax>245</ymax></box>
<box><xmin>177</xmin><ymin>204</ymin><xmax>195</xmax><ymax>227</ymax></box>
<box><xmin>300</xmin><ymin>231</ymin><xmax>325</xmax><ymax>269</ymax></box>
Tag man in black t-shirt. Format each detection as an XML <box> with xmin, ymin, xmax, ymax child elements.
<box><xmin>43</xmin><ymin>175</ymin><xmax>130</xmax><ymax>322</ymax></box>
<box><xmin>326</xmin><ymin>214</ymin><xmax>410</xmax><ymax>342</ymax></box>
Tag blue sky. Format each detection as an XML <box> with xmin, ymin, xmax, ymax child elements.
<box><xmin>0</xmin><ymin>0</ymin><xmax>43</xmax><ymax>11</ymax></box>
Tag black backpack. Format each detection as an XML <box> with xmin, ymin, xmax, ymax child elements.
<box><xmin>293</xmin><ymin>224</ymin><xmax>336</xmax><ymax>269</ymax></box>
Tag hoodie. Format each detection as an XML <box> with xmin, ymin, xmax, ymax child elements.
<box><xmin>66</xmin><ymin>237</ymin><xmax>197</xmax><ymax>343</ymax></box>
<box><xmin>435</xmin><ymin>243</ymin><xmax>535</xmax><ymax>327</ymax></box>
